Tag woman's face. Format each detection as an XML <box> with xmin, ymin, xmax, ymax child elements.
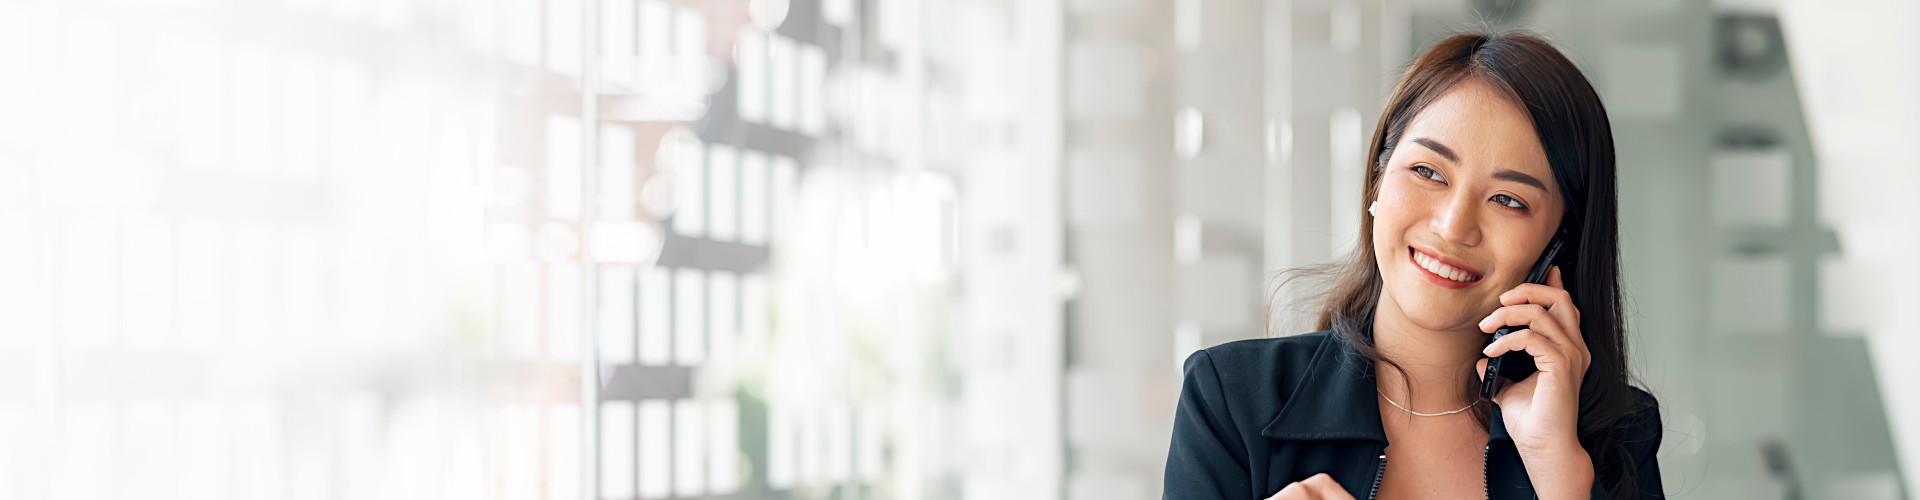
<box><xmin>1372</xmin><ymin>80</ymin><xmax>1566</xmax><ymax>332</ymax></box>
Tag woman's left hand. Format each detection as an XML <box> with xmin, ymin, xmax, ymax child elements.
<box><xmin>1474</xmin><ymin>266</ymin><xmax>1595</xmax><ymax>498</ymax></box>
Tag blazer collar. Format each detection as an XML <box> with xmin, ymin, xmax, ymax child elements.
<box><xmin>1259</xmin><ymin>332</ymin><xmax>1389</xmax><ymax>443</ymax></box>
<box><xmin>1258</xmin><ymin>331</ymin><xmax>1515</xmax><ymax>444</ymax></box>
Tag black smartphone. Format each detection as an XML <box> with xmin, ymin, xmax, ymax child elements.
<box><xmin>1478</xmin><ymin>228</ymin><xmax>1567</xmax><ymax>401</ymax></box>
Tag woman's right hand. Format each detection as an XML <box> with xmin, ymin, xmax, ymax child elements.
<box><xmin>1266</xmin><ymin>473</ymin><xmax>1357</xmax><ymax>500</ymax></box>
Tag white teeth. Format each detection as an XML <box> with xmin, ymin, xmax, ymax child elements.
<box><xmin>1413</xmin><ymin>250</ymin><xmax>1479</xmax><ymax>282</ymax></box>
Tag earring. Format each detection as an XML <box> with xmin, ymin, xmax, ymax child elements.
<box><xmin>1368</xmin><ymin>201</ymin><xmax>1378</xmax><ymax>217</ymax></box>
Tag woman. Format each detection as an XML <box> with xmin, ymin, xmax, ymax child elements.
<box><xmin>1163</xmin><ymin>32</ymin><xmax>1663</xmax><ymax>499</ymax></box>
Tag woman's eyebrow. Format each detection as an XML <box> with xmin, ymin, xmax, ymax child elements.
<box><xmin>1411</xmin><ymin>136</ymin><xmax>1547</xmax><ymax>193</ymax></box>
<box><xmin>1493</xmin><ymin>169</ymin><xmax>1549</xmax><ymax>193</ymax></box>
<box><xmin>1410</xmin><ymin>137</ymin><xmax>1457</xmax><ymax>163</ymax></box>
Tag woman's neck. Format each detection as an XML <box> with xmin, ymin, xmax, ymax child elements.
<box><xmin>1369</xmin><ymin>293</ymin><xmax>1487</xmax><ymax>411</ymax></box>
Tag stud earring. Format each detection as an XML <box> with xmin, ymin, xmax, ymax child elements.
<box><xmin>1368</xmin><ymin>201</ymin><xmax>1379</xmax><ymax>217</ymax></box>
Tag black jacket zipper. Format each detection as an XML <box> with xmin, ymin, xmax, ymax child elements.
<box><xmin>1366</xmin><ymin>453</ymin><xmax>1387</xmax><ymax>500</ymax></box>
<box><xmin>1482</xmin><ymin>443</ymin><xmax>1493</xmax><ymax>499</ymax></box>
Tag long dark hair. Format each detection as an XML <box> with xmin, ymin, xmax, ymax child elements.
<box><xmin>1298</xmin><ymin>31</ymin><xmax>1649</xmax><ymax>498</ymax></box>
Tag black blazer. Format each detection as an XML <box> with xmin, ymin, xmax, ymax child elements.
<box><xmin>1163</xmin><ymin>331</ymin><xmax>1664</xmax><ymax>499</ymax></box>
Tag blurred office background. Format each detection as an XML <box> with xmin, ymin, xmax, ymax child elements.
<box><xmin>2</xmin><ymin>0</ymin><xmax>1916</xmax><ymax>498</ymax></box>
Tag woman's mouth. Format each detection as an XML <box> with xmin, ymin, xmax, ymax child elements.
<box><xmin>1410</xmin><ymin>247</ymin><xmax>1482</xmax><ymax>283</ymax></box>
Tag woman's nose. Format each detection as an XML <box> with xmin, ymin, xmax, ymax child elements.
<box><xmin>1427</xmin><ymin>195</ymin><xmax>1482</xmax><ymax>247</ymax></box>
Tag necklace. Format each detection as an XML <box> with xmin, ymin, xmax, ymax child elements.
<box><xmin>1377</xmin><ymin>390</ymin><xmax>1478</xmax><ymax>417</ymax></box>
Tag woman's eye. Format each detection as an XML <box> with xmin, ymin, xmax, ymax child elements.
<box><xmin>1492</xmin><ymin>194</ymin><xmax>1528</xmax><ymax>210</ymax></box>
<box><xmin>1411</xmin><ymin>165</ymin><xmax>1445</xmax><ymax>183</ymax></box>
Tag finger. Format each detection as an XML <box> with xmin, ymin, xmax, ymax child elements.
<box><xmin>1482</xmin><ymin>300</ymin><xmax>1591</xmax><ymax>369</ymax></box>
<box><xmin>1270</xmin><ymin>481</ymin><xmax>1308</xmax><ymax>500</ymax></box>
<box><xmin>1487</xmin><ymin>305</ymin><xmax>1575</xmax><ymax>349</ymax></box>
<box><xmin>1497</xmin><ymin>283</ymin><xmax>1580</xmax><ymax>332</ymax></box>
<box><xmin>1480</xmin><ymin>328</ymin><xmax>1570</xmax><ymax>368</ymax></box>
<box><xmin>1497</xmin><ymin>282</ymin><xmax>1571</xmax><ymax>311</ymax></box>
<box><xmin>1546</xmin><ymin>265</ymin><xmax>1564</xmax><ymax>289</ymax></box>
<box><xmin>1493</xmin><ymin>288</ymin><xmax>1586</xmax><ymax>360</ymax></box>
<box><xmin>1303</xmin><ymin>473</ymin><xmax>1356</xmax><ymax>500</ymax></box>
<box><xmin>1478</xmin><ymin>303</ymin><xmax>1560</xmax><ymax>341</ymax></box>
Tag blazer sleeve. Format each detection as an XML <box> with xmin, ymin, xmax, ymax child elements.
<box><xmin>1591</xmin><ymin>389</ymin><xmax>1666</xmax><ymax>500</ymax></box>
<box><xmin>1623</xmin><ymin>390</ymin><xmax>1665</xmax><ymax>499</ymax></box>
<box><xmin>1164</xmin><ymin>350</ymin><xmax>1253</xmax><ymax>500</ymax></box>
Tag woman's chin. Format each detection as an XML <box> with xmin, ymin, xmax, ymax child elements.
<box><xmin>1382</xmin><ymin>284</ymin><xmax>1495</xmax><ymax>332</ymax></box>
<box><xmin>1392</xmin><ymin>302</ymin><xmax>1486</xmax><ymax>332</ymax></box>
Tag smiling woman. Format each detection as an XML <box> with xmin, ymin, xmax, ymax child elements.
<box><xmin>1164</xmin><ymin>32</ymin><xmax>1664</xmax><ymax>500</ymax></box>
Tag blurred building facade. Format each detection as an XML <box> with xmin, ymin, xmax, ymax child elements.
<box><xmin>0</xmin><ymin>0</ymin><xmax>1914</xmax><ymax>499</ymax></box>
